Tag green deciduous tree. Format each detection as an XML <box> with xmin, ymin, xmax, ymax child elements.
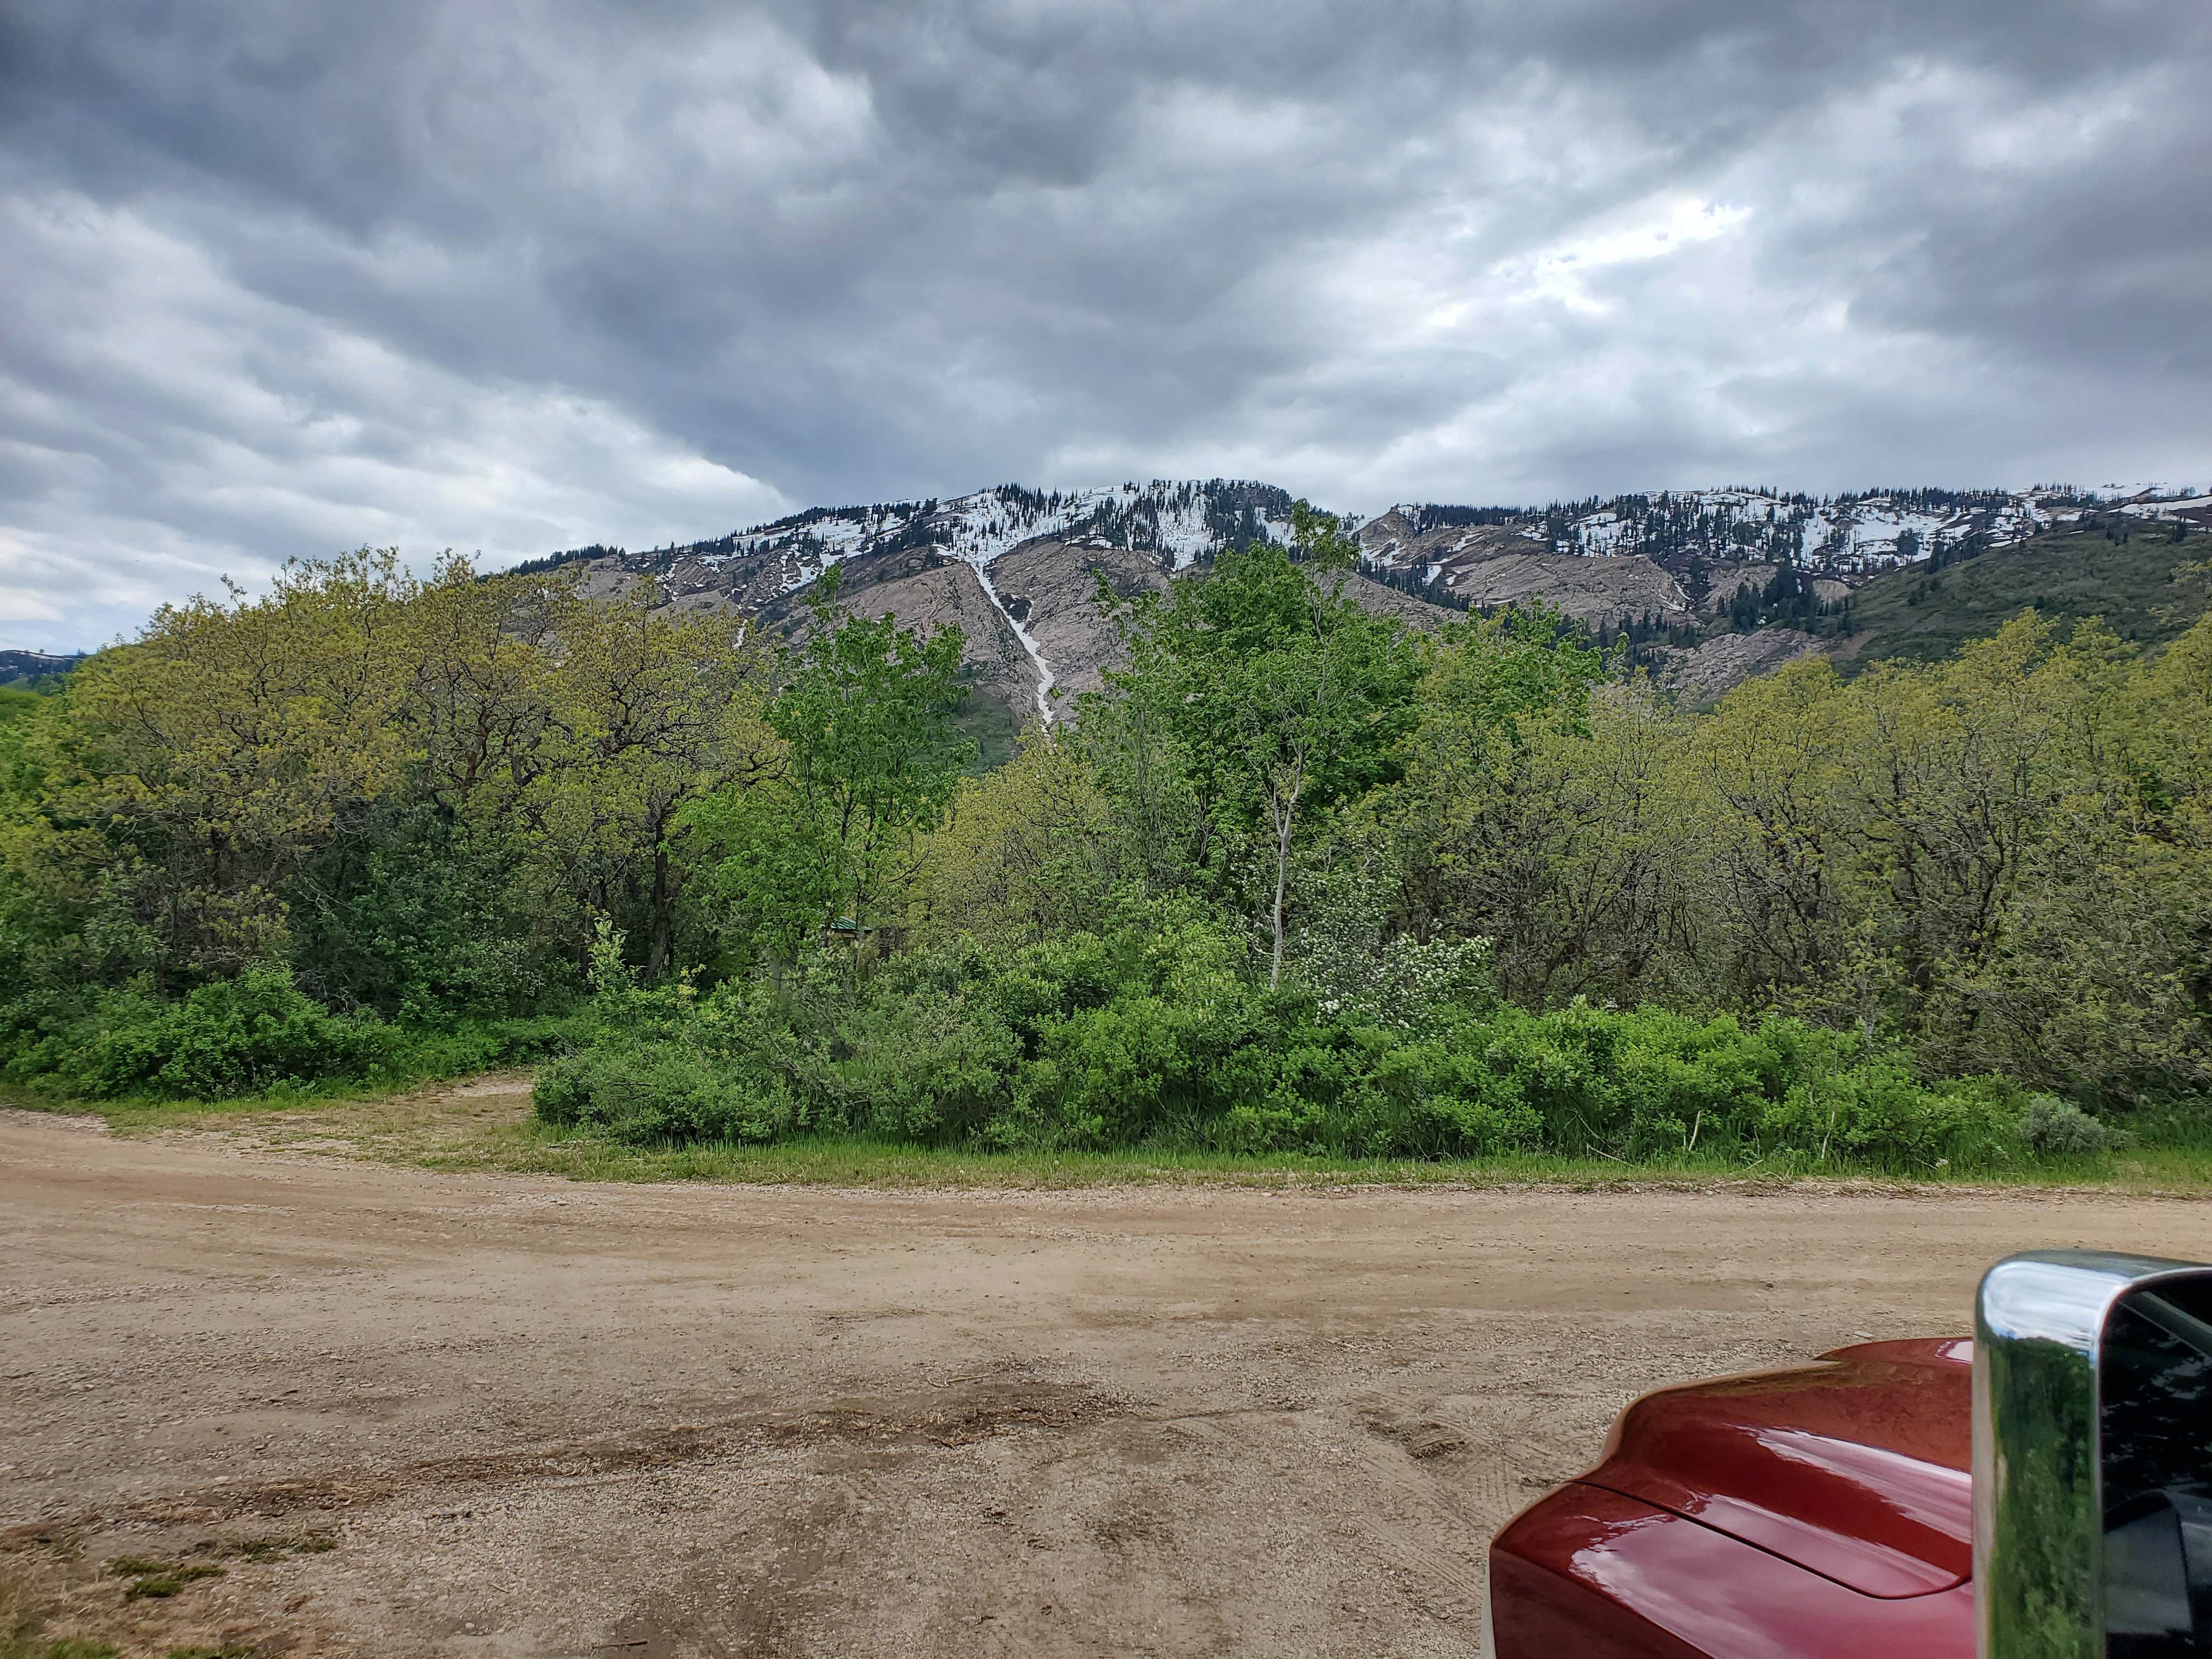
<box><xmin>694</xmin><ymin>577</ymin><xmax>973</xmax><ymax>972</ymax></box>
<box><xmin>52</xmin><ymin>549</ymin><xmax>413</xmax><ymax>984</ymax></box>
<box><xmin>1101</xmin><ymin>505</ymin><xmax>1425</xmax><ymax>984</ymax></box>
<box><xmin>912</xmin><ymin>729</ymin><xmax>1120</xmax><ymax>947</ymax></box>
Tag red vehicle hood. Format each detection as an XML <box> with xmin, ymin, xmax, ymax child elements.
<box><xmin>1582</xmin><ymin>1336</ymin><xmax>1972</xmax><ymax>1599</ymax></box>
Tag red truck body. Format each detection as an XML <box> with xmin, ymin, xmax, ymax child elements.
<box><xmin>1489</xmin><ymin>1338</ymin><xmax>1977</xmax><ymax>1657</ymax></box>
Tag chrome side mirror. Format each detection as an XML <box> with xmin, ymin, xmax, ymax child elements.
<box><xmin>1977</xmin><ymin>1250</ymin><xmax>2212</xmax><ymax>1658</ymax></box>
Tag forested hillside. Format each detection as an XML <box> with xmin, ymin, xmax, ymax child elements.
<box><xmin>2</xmin><ymin>507</ymin><xmax>2206</xmax><ymax>1175</ymax></box>
<box><xmin>1833</xmin><ymin>520</ymin><xmax>2206</xmax><ymax>673</ymax></box>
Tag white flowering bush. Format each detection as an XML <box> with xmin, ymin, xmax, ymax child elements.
<box><xmin>1289</xmin><ymin>855</ymin><xmax>1493</xmax><ymax>1031</ymax></box>
<box><xmin>1308</xmin><ymin>932</ymin><xmax>1492</xmax><ymax>1031</ymax></box>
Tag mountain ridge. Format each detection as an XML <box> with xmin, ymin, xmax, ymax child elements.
<box><xmin>532</xmin><ymin>477</ymin><xmax>2208</xmax><ymax>725</ymax></box>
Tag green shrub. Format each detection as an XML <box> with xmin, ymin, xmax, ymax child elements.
<box><xmin>524</xmin><ymin>924</ymin><xmax>2052</xmax><ymax>1173</ymax></box>
<box><xmin>1331</xmin><ymin>1032</ymin><xmax>1542</xmax><ymax>1157</ymax></box>
<box><xmin>3</xmin><ymin>965</ymin><xmax>393</xmax><ymax>1099</ymax></box>
<box><xmin>377</xmin><ymin>1012</ymin><xmax>586</xmax><ymax>1079</ymax></box>
<box><xmin>533</xmin><ymin>1036</ymin><xmax>808</xmax><ymax>1144</ymax></box>
<box><xmin>1758</xmin><ymin>1059</ymin><xmax>2021</xmax><ymax>1167</ymax></box>
<box><xmin>0</xmin><ymin>968</ymin><xmax>590</xmax><ymax>1102</ymax></box>
<box><xmin>2017</xmin><ymin>1093</ymin><xmax>2129</xmax><ymax>1155</ymax></box>
<box><xmin>829</xmin><ymin>987</ymin><xmax>1022</xmax><ymax>1141</ymax></box>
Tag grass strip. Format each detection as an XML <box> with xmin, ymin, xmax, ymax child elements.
<box><xmin>18</xmin><ymin>1080</ymin><xmax>2212</xmax><ymax>1195</ymax></box>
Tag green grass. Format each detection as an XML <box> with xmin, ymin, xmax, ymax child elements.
<box><xmin>1837</xmin><ymin>523</ymin><xmax>2205</xmax><ymax>674</ymax></box>
<box><xmin>0</xmin><ymin>1069</ymin><xmax>470</xmax><ymax>1126</ymax></box>
<box><xmin>0</xmin><ymin>1528</ymin><xmax>314</xmax><ymax>1659</ymax></box>
<box><xmin>412</xmin><ymin>1125</ymin><xmax>2212</xmax><ymax>1194</ymax></box>
<box><xmin>33</xmin><ymin>1082</ymin><xmax>2212</xmax><ymax>1195</ymax></box>
<box><xmin>107</xmin><ymin>1562</ymin><xmax>223</xmax><ymax>1603</ymax></box>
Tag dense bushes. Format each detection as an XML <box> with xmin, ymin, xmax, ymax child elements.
<box><xmin>0</xmin><ymin>964</ymin><xmax>580</xmax><ymax>1101</ymax></box>
<box><xmin>531</xmin><ymin>915</ymin><xmax>2035</xmax><ymax>1172</ymax></box>
<box><xmin>535</xmin><ymin>1037</ymin><xmax>806</xmax><ymax>1144</ymax></box>
<box><xmin>0</xmin><ymin>966</ymin><xmax>391</xmax><ymax>1098</ymax></box>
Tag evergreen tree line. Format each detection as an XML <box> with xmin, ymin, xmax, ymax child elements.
<box><xmin>1721</xmin><ymin>563</ymin><xmax>1855</xmax><ymax>635</ymax></box>
<box><xmin>2</xmin><ymin>516</ymin><xmax>2206</xmax><ymax>1171</ymax></box>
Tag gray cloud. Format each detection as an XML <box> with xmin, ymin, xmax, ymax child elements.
<box><xmin>1</xmin><ymin>0</ymin><xmax>2206</xmax><ymax>647</ymax></box>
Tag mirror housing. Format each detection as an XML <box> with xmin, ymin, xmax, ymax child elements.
<box><xmin>1976</xmin><ymin>1250</ymin><xmax>2212</xmax><ymax>1659</ymax></box>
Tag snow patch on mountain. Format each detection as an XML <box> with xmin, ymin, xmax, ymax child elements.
<box><xmin>1362</xmin><ymin>482</ymin><xmax>2210</xmax><ymax>578</ymax></box>
<box><xmin>971</xmin><ymin>554</ymin><xmax>1057</xmax><ymax>725</ymax></box>
<box><xmin>630</xmin><ymin>480</ymin><xmax>1299</xmax><ymax>725</ymax></box>
<box><xmin>707</xmin><ymin>479</ymin><xmax>1296</xmax><ymax>599</ymax></box>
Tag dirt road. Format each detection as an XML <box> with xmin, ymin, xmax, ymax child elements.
<box><xmin>8</xmin><ymin>1108</ymin><xmax>2212</xmax><ymax>1659</ymax></box>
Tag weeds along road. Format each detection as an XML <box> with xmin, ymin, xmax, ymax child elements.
<box><xmin>8</xmin><ymin>1108</ymin><xmax>2212</xmax><ymax>1658</ymax></box>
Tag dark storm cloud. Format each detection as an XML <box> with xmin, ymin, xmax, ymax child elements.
<box><xmin>1</xmin><ymin>0</ymin><xmax>2207</xmax><ymax>646</ymax></box>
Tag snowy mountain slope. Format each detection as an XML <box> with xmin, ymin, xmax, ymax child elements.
<box><xmin>543</xmin><ymin>480</ymin><xmax>1296</xmax><ymax>726</ymax></box>
<box><xmin>588</xmin><ymin>479</ymin><xmax>1297</xmax><ymax>599</ymax></box>
<box><xmin>2116</xmin><ymin>490</ymin><xmax>2212</xmax><ymax>527</ymax></box>
<box><xmin>1357</xmin><ymin>483</ymin><xmax>2208</xmax><ymax>584</ymax></box>
<box><xmin>534</xmin><ymin>476</ymin><xmax>2207</xmax><ymax>721</ymax></box>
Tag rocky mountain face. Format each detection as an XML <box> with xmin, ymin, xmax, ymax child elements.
<box><xmin>539</xmin><ymin>480</ymin><xmax>2210</xmax><ymax>725</ymax></box>
<box><xmin>541</xmin><ymin>481</ymin><xmax>1300</xmax><ymax>725</ymax></box>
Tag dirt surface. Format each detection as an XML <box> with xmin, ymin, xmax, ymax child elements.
<box><xmin>8</xmin><ymin>1107</ymin><xmax>2212</xmax><ymax>1658</ymax></box>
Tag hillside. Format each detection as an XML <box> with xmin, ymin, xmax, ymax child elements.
<box><xmin>539</xmin><ymin>481</ymin><xmax>1299</xmax><ymax>730</ymax></box>
<box><xmin>0</xmin><ymin>649</ymin><xmax>83</xmax><ymax>687</ymax></box>
<box><xmin>534</xmin><ymin>479</ymin><xmax>2210</xmax><ymax>725</ymax></box>
<box><xmin>1831</xmin><ymin>522</ymin><xmax>2207</xmax><ymax>673</ymax></box>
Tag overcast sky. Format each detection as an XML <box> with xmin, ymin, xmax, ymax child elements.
<box><xmin>2</xmin><ymin>0</ymin><xmax>2208</xmax><ymax>649</ymax></box>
